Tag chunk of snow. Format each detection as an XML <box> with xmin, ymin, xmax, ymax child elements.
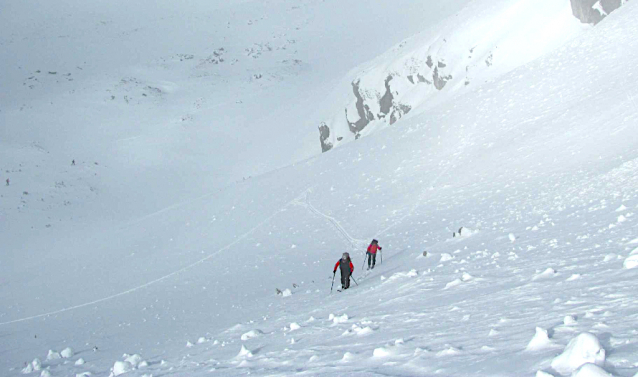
<box><xmin>75</xmin><ymin>358</ymin><xmax>85</xmax><ymax>366</ymax></box>
<box><xmin>461</xmin><ymin>272</ymin><xmax>473</xmax><ymax>281</ymax></box>
<box><xmin>623</xmin><ymin>254</ymin><xmax>638</xmax><ymax>269</ymax></box>
<box><xmin>61</xmin><ymin>347</ymin><xmax>74</xmax><ymax>358</ymax></box>
<box><xmin>526</xmin><ymin>327</ymin><xmax>552</xmax><ymax>351</ymax></box>
<box><xmin>342</xmin><ymin>352</ymin><xmax>356</xmax><ymax>361</ymax></box>
<box><xmin>197</xmin><ymin>337</ymin><xmax>208</xmax><ymax>344</ymax></box>
<box><xmin>564</xmin><ymin>316</ymin><xmax>577</xmax><ymax>326</ymax></box>
<box><xmin>137</xmin><ymin>360</ymin><xmax>148</xmax><ymax>368</ymax></box>
<box><xmin>615</xmin><ymin>205</ymin><xmax>627</xmax><ymax>212</ymax></box>
<box><xmin>535</xmin><ymin>371</ymin><xmax>555</xmax><ymax>377</ymax></box>
<box><xmin>186</xmin><ymin>341</ymin><xmax>194</xmax><ymax>348</ymax></box>
<box><xmin>21</xmin><ymin>364</ymin><xmax>34</xmax><ymax>374</ymax></box>
<box><xmin>331</xmin><ymin>314</ymin><xmax>349</xmax><ymax>324</ymax></box>
<box><xmin>372</xmin><ymin>347</ymin><xmax>391</xmax><ymax>357</ymax></box>
<box><xmin>282</xmin><ymin>289</ymin><xmax>292</xmax><ymax>297</ymax></box>
<box><xmin>236</xmin><ymin>345</ymin><xmax>253</xmax><ymax>359</ymax></box>
<box><xmin>40</xmin><ymin>370</ymin><xmax>51</xmax><ymax>377</ymax></box>
<box><xmin>241</xmin><ymin>330</ymin><xmax>264</xmax><ymax>340</ymax></box>
<box><xmin>47</xmin><ymin>350</ymin><xmax>61</xmax><ymax>360</ymax></box>
<box><xmin>571</xmin><ymin>363</ymin><xmax>613</xmax><ymax>377</ymax></box>
<box><xmin>567</xmin><ymin>274</ymin><xmax>581</xmax><ymax>281</ymax></box>
<box><xmin>289</xmin><ymin>322</ymin><xmax>301</xmax><ymax>331</ymax></box>
<box><xmin>76</xmin><ymin>373</ymin><xmax>92</xmax><ymax>377</ymax></box>
<box><xmin>489</xmin><ymin>329</ymin><xmax>499</xmax><ymax>337</ymax></box>
<box><xmin>124</xmin><ymin>354</ymin><xmax>143</xmax><ymax>367</ymax></box>
<box><xmin>444</xmin><ymin>278</ymin><xmax>463</xmax><ymax>289</ymax></box>
<box><xmin>440</xmin><ymin>253</ymin><xmax>453</xmax><ymax>262</ymax></box>
<box><xmin>617</xmin><ymin>215</ymin><xmax>626</xmax><ymax>223</ymax></box>
<box><xmin>603</xmin><ymin>254</ymin><xmax>616</xmax><ymax>262</ymax></box>
<box><xmin>551</xmin><ymin>333</ymin><xmax>605</xmax><ymax>375</ymax></box>
<box><xmin>437</xmin><ymin>346</ymin><xmax>462</xmax><ymax>356</ymax></box>
<box><xmin>112</xmin><ymin>361</ymin><xmax>134</xmax><ymax>376</ymax></box>
<box><xmin>532</xmin><ymin>268</ymin><xmax>558</xmax><ymax>281</ymax></box>
<box><xmin>32</xmin><ymin>358</ymin><xmax>42</xmax><ymax>371</ymax></box>
<box><xmin>509</xmin><ymin>233</ymin><xmax>516</xmax><ymax>242</ymax></box>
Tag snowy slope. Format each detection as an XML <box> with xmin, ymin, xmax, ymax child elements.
<box><xmin>2</xmin><ymin>1</ymin><xmax>638</xmax><ymax>377</ymax></box>
<box><xmin>318</xmin><ymin>0</ymin><xmax>628</xmax><ymax>152</ymax></box>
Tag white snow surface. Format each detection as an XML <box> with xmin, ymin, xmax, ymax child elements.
<box><xmin>3</xmin><ymin>0</ymin><xmax>638</xmax><ymax>376</ymax></box>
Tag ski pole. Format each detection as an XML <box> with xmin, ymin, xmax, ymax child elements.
<box><xmin>361</xmin><ymin>253</ymin><xmax>367</xmax><ymax>270</ymax></box>
<box><xmin>380</xmin><ymin>250</ymin><xmax>383</xmax><ymax>264</ymax></box>
<box><xmin>330</xmin><ymin>272</ymin><xmax>336</xmax><ymax>293</ymax></box>
<box><xmin>351</xmin><ymin>276</ymin><xmax>359</xmax><ymax>286</ymax></box>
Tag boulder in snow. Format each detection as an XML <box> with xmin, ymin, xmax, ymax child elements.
<box><xmin>551</xmin><ymin>333</ymin><xmax>605</xmax><ymax>375</ymax></box>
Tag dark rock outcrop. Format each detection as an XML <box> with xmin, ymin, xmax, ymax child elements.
<box><xmin>345</xmin><ymin>80</ymin><xmax>375</xmax><ymax>137</ymax></box>
<box><xmin>318</xmin><ymin>122</ymin><xmax>333</xmax><ymax>153</ymax></box>
<box><xmin>570</xmin><ymin>0</ymin><xmax>624</xmax><ymax>24</ymax></box>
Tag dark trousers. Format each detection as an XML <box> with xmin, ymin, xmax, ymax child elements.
<box><xmin>367</xmin><ymin>252</ymin><xmax>376</xmax><ymax>267</ymax></box>
<box><xmin>341</xmin><ymin>273</ymin><xmax>351</xmax><ymax>289</ymax></box>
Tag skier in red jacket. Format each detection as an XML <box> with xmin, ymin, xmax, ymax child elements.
<box><xmin>333</xmin><ymin>252</ymin><xmax>354</xmax><ymax>290</ymax></box>
<box><xmin>366</xmin><ymin>239</ymin><xmax>382</xmax><ymax>270</ymax></box>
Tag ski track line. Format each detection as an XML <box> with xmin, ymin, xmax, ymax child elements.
<box><xmin>301</xmin><ymin>192</ymin><xmax>365</xmax><ymax>251</ymax></box>
<box><xmin>0</xmin><ymin>188</ymin><xmax>313</xmax><ymax>326</ymax></box>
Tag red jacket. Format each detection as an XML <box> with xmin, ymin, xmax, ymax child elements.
<box><xmin>367</xmin><ymin>244</ymin><xmax>382</xmax><ymax>254</ymax></box>
<box><xmin>334</xmin><ymin>259</ymin><xmax>354</xmax><ymax>273</ymax></box>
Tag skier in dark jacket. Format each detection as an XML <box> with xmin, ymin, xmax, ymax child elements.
<box><xmin>333</xmin><ymin>252</ymin><xmax>354</xmax><ymax>290</ymax></box>
<box><xmin>366</xmin><ymin>239</ymin><xmax>382</xmax><ymax>270</ymax></box>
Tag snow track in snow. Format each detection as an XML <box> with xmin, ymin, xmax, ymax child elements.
<box><xmin>0</xmin><ymin>189</ymin><xmax>312</xmax><ymax>326</ymax></box>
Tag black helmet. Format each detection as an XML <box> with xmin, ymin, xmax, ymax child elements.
<box><xmin>372</xmin><ymin>239</ymin><xmax>378</xmax><ymax>244</ymax></box>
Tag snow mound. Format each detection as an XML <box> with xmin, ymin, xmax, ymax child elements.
<box><xmin>536</xmin><ymin>371</ymin><xmax>555</xmax><ymax>377</ymax></box>
<box><xmin>533</xmin><ymin>268</ymin><xmax>558</xmax><ymax>281</ymax></box>
<box><xmin>437</xmin><ymin>346</ymin><xmax>462</xmax><ymax>357</ymax></box>
<box><xmin>124</xmin><ymin>354</ymin><xmax>144</xmax><ymax>368</ymax></box>
<box><xmin>388</xmin><ymin>269</ymin><xmax>419</xmax><ymax>280</ymax></box>
<box><xmin>282</xmin><ymin>289</ymin><xmax>292</xmax><ymax>297</ymax></box>
<box><xmin>236</xmin><ymin>345</ymin><xmax>253</xmax><ymax>359</ymax></box>
<box><xmin>40</xmin><ymin>370</ymin><xmax>51</xmax><ymax>377</ymax></box>
<box><xmin>197</xmin><ymin>337</ymin><xmax>208</xmax><ymax>344</ymax></box>
<box><xmin>571</xmin><ymin>363</ymin><xmax>613</xmax><ymax>377</ymax></box>
<box><xmin>75</xmin><ymin>358</ymin><xmax>85</xmax><ymax>365</ymax></box>
<box><xmin>241</xmin><ymin>329</ymin><xmax>264</xmax><ymax>341</ymax></box>
<box><xmin>342</xmin><ymin>352</ymin><xmax>356</xmax><ymax>362</ymax></box>
<box><xmin>509</xmin><ymin>233</ymin><xmax>516</xmax><ymax>242</ymax></box>
<box><xmin>329</xmin><ymin>313</ymin><xmax>349</xmax><ymax>324</ymax></box>
<box><xmin>551</xmin><ymin>333</ymin><xmax>606</xmax><ymax>375</ymax></box>
<box><xmin>564</xmin><ymin>316</ymin><xmax>578</xmax><ymax>326</ymax></box>
<box><xmin>444</xmin><ymin>278</ymin><xmax>463</xmax><ymax>289</ymax></box>
<box><xmin>61</xmin><ymin>347</ymin><xmax>75</xmax><ymax>358</ymax></box>
<box><xmin>289</xmin><ymin>322</ymin><xmax>301</xmax><ymax>331</ymax></box>
<box><xmin>623</xmin><ymin>249</ymin><xmax>638</xmax><ymax>269</ymax></box>
<box><xmin>372</xmin><ymin>347</ymin><xmax>392</xmax><ymax>357</ymax></box>
<box><xmin>111</xmin><ymin>361</ymin><xmax>134</xmax><ymax>376</ymax></box>
<box><xmin>526</xmin><ymin>327</ymin><xmax>552</xmax><ymax>352</ymax></box>
<box><xmin>76</xmin><ymin>372</ymin><xmax>92</xmax><ymax>377</ymax></box>
<box><xmin>46</xmin><ymin>350</ymin><xmax>61</xmax><ymax>360</ymax></box>
<box><xmin>440</xmin><ymin>253</ymin><xmax>454</xmax><ymax>262</ymax></box>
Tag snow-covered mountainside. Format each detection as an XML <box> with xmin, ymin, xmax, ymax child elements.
<box><xmin>2</xmin><ymin>0</ymin><xmax>638</xmax><ymax>376</ymax></box>
<box><xmin>318</xmin><ymin>0</ymin><xmax>628</xmax><ymax>152</ymax></box>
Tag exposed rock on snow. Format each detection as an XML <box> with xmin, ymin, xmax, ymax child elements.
<box><xmin>570</xmin><ymin>0</ymin><xmax>625</xmax><ymax>24</ymax></box>
<box><xmin>551</xmin><ymin>333</ymin><xmax>606</xmax><ymax>375</ymax></box>
<box><xmin>526</xmin><ymin>327</ymin><xmax>553</xmax><ymax>351</ymax></box>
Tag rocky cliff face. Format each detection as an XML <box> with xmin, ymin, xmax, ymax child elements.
<box><xmin>318</xmin><ymin>0</ymin><xmax>628</xmax><ymax>152</ymax></box>
<box><xmin>570</xmin><ymin>0</ymin><xmax>625</xmax><ymax>24</ymax></box>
